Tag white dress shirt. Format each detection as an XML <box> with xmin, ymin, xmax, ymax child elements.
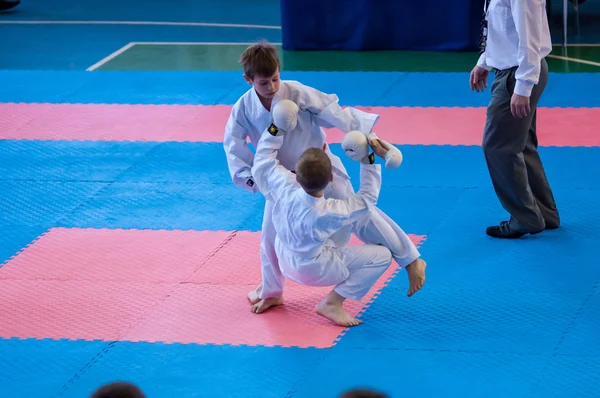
<box><xmin>477</xmin><ymin>0</ymin><xmax>552</xmax><ymax>97</ymax></box>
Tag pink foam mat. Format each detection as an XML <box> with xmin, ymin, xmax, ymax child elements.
<box><xmin>1</xmin><ymin>103</ymin><xmax>598</xmax><ymax>147</ymax></box>
<box><xmin>0</xmin><ymin>228</ymin><xmax>235</xmax><ymax>283</ymax></box>
<box><xmin>0</xmin><ymin>227</ymin><xmax>425</xmax><ymax>348</ymax></box>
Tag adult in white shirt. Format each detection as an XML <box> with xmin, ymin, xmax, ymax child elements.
<box><xmin>470</xmin><ymin>0</ymin><xmax>560</xmax><ymax>239</ymax></box>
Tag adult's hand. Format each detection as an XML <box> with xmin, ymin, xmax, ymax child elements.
<box><xmin>470</xmin><ymin>66</ymin><xmax>489</xmax><ymax>92</ymax></box>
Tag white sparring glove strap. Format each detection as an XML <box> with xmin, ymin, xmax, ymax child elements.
<box><xmin>367</xmin><ymin>133</ymin><xmax>402</xmax><ymax>169</ymax></box>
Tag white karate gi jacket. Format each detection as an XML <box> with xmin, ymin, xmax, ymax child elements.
<box><xmin>250</xmin><ymin>131</ymin><xmax>383</xmax><ymax>287</ymax></box>
<box><xmin>223</xmin><ymin>80</ymin><xmax>380</xmax><ymax>193</ymax></box>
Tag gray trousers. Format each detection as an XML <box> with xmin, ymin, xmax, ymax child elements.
<box><xmin>482</xmin><ymin>58</ymin><xmax>560</xmax><ymax>233</ymax></box>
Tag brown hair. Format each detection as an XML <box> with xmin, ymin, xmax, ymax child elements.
<box><xmin>339</xmin><ymin>388</ymin><xmax>388</xmax><ymax>398</ymax></box>
<box><xmin>239</xmin><ymin>41</ymin><xmax>280</xmax><ymax>80</ymax></box>
<box><xmin>295</xmin><ymin>148</ymin><xmax>332</xmax><ymax>193</ymax></box>
<box><xmin>90</xmin><ymin>382</ymin><xmax>146</xmax><ymax>398</ymax></box>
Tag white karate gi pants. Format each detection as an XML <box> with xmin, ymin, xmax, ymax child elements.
<box><xmin>333</xmin><ymin>244</ymin><xmax>393</xmax><ymax>301</ymax></box>
<box><xmin>258</xmin><ymin>163</ymin><xmax>421</xmax><ymax>300</ymax></box>
<box><xmin>329</xmin><ymin>171</ymin><xmax>421</xmax><ymax>269</ymax></box>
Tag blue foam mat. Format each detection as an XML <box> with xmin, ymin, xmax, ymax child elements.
<box><xmin>556</xmin><ymin>290</ymin><xmax>600</xmax><ymax>356</ymax></box>
<box><xmin>0</xmin><ymin>181</ymin><xmax>109</xmax><ymax>227</ymax></box>
<box><xmin>2</xmin><ymin>71</ymin><xmax>599</xmax><ymax>107</ymax></box>
<box><xmin>0</xmin><ymin>140</ymin><xmax>156</xmax><ymax>182</ymax></box>
<box><xmin>58</xmin><ymin>341</ymin><xmax>326</xmax><ymax>398</ymax></box>
<box><xmin>1</xmin><ymin>0</ymin><xmax>598</xmax><ymax>396</ymax></box>
<box><xmin>116</xmin><ymin>142</ymin><xmax>233</xmax><ymax>184</ymax></box>
<box><xmin>292</xmin><ymin>349</ymin><xmax>549</xmax><ymax>398</ymax></box>
<box><xmin>2</xmin><ymin>141</ymin><xmax>598</xmax><ymax>190</ymax></box>
<box><xmin>418</xmin><ymin>225</ymin><xmax>600</xmax><ymax>293</ymax></box>
<box><xmin>0</xmin><ymin>338</ymin><xmax>113</xmax><ymax>398</ymax></box>
<box><xmin>0</xmin><ymin>141</ymin><xmax>586</xmax><ymax>185</ymax></box>
<box><xmin>56</xmin><ymin>181</ymin><xmax>268</xmax><ymax>231</ymax></box>
<box><xmin>1</xmin><ymin>141</ymin><xmax>597</xmax><ymax>235</ymax></box>
<box><xmin>0</xmin><ymin>226</ymin><xmax>50</xmax><ymax>267</ymax></box>
<box><xmin>334</xmin><ymin>285</ymin><xmax>587</xmax><ymax>355</ymax></box>
<box><xmin>531</xmin><ymin>355</ymin><xmax>600</xmax><ymax>397</ymax></box>
<box><xmin>52</xmin><ymin>181</ymin><xmax>461</xmax><ymax>235</ymax></box>
<box><xmin>425</xmin><ymin>186</ymin><xmax>600</xmax><ymax>243</ymax></box>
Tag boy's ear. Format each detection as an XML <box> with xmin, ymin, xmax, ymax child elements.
<box><xmin>330</xmin><ymin>173</ymin><xmax>334</xmax><ymax>182</ymax></box>
<box><xmin>242</xmin><ymin>74</ymin><xmax>252</xmax><ymax>85</ymax></box>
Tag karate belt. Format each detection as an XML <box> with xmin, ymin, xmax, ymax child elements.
<box><xmin>291</xmin><ymin>143</ymin><xmax>327</xmax><ymax>174</ymax></box>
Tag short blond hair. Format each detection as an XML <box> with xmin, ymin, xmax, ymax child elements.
<box><xmin>295</xmin><ymin>148</ymin><xmax>332</xmax><ymax>193</ymax></box>
<box><xmin>239</xmin><ymin>41</ymin><xmax>280</xmax><ymax>80</ymax></box>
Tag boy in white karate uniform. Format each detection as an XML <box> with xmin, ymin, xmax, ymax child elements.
<box><xmin>223</xmin><ymin>41</ymin><xmax>424</xmax><ymax>311</ymax></box>
<box><xmin>249</xmin><ymin>120</ymin><xmax>426</xmax><ymax>326</ymax></box>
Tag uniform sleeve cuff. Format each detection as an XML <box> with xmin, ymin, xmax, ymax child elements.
<box><xmin>476</xmin><ymin>54</ymin><xmax>492</xmax><ymax>71</ymax></box>
<box><xmin>514</xmin><ymin>80</ymin><xmax>534</xmax><ymax>97</ymax></box>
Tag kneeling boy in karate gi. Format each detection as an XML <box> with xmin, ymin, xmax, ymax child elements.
<box><xmin>249</xmin><ymin>116</ymin><xmax>427</xmax><ymax>326</ymax></box>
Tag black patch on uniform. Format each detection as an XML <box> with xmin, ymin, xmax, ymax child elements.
<box><xmin>368</xmin><ymin>152</ymin><xmax>375</xmax><ymax>164</ymax></box>
<box><xmin>246</xmin><ymin>178</ymin><xmax>255</xmax><ymax>187</ymax></box>
<box><xmin>268</xmin><ymin>123</ymin><xmax>279</xmax><ymax>136</ymax></box>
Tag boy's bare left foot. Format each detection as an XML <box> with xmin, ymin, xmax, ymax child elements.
<box><xmin>406</xmin><ymin>258</ymin><xmax>427</xmax><ymax>297</ymax></box>
<box><xmin>247</xmin><ymin>283</ymin><xmax>262</xmax><ymax>305</ymax></box>
<box><xmin>315</xmin><ymin>299</ymin><xmax>362</xmax><ymax>327</ymax></box>
<box><xmin>250</xmin><ymin>297</ymin><xmax>283</xmax><ymax>314</ymax></box>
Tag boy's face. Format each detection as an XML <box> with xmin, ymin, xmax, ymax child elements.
<box><xmin>244</xmin><ymin>71</ymin><xmax>280</xmax><ymax>100</ymax></box>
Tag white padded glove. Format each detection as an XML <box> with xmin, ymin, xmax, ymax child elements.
<box><xmin>342</xmin><ymin>130</ymin><xmax>374</xmax><ymax>164</ymax></box>
<box><xmin>368</xmin><ymin>133</ymin><xmax>403</xmax><ymax>168</ymax></box>
<box><xmin>271</xmin><ymin>99</ymin><xmax>299</xmax><ymax>134</ymax></box>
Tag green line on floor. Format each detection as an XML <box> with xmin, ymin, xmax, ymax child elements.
<box><xmin>97</xmin><ymin>43</ymin><xmax>600</xmax><ymax>73</ymax></box>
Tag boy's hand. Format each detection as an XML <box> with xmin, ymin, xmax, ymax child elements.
<box><xmin>367</xmin><ymin>133</ymin><xmax>403</xmax><ymax>168</ymax></box>
<box><xmin>369</xmin><ymin>138</ymin><xmax>388</xmax><ymax>159</ymax></box>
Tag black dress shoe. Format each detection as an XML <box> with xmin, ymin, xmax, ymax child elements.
<box><xmin>486</xmin><ymin>224</ymin><xmax>526</xmax><ymax>239</ymax></box>
<box><xmin>0</xmin><ymin>0</ymin><xmax>20</xmax><ymax>11</ymax></box>
<box><xmin>499</xmin><ymin>219</ymin><xmax>559</xmax><ymax>231</ymax></box>
<box><xmin>486</xmin><ymin>221</ymin><xmax>544</xmax><ymax>239</ymax></box>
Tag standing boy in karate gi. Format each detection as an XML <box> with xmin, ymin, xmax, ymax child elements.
<box><xmin>223</xmin><ymin>41</ymin><xmax>425</xmax><ymax>313</ymax></box>
<box><xmin>249</xmin><ymin>120</ymin><xmax>426</xmax><ymax>326</ymax></box>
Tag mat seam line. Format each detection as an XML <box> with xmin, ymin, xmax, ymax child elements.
<box><xmin>50</xmin><ymin>340</ymin><xmax>118</xmax><ymax>398</ymax></box>
<box><xmin>372</xmin><ymin>73</ymin><xmax>409</xmax><ymax>106</ymax></box>
<box><xmin>284</xmin><ymin>349</ymin><xmax>332</xmax><ymax>398</ymax></box>
<box><xmin>44</xmin><ymin>229</ymin><xmax>242</xmax><ymax>398</ymax></box>
<box><xmin>423</xmin><ymin>187</ymin><xmax>469</xmax><ymax>236</ymax></box>
<box><xmin>333</xmin><ymin>237</ymin><xmax>427</xmax><ymax>345</ymax></box>
<box><xmin>212</xmin><ymin>80</ymin><xmax>242</xmax><ymax>105</ymax></box>
<box><xmin>553</xmin><ymin>279</ymin><xmax>599</xmax><ymax>353</ymax></box>
<box><xmin>527</xmin><ymin>278</ymin><xmax>600</xmax><ymax>397</ymax></box>
<box><xmin>102</xmin><ymin>231</ymin><xmax>238</xmax><ymax>346</ymax></box>
<box><xmin>53</xmin><ymin>141</ymin><xmax>162</xmax><ymax>225</ymax></box>
<box><xmin>0</xmin><ymin>227</ymin><xmax>51</xmax><ymax>267</ymax></box>
<box><xmin>181</xmin><ymin>230</ymin><xmax>238</xmax><ymax>282</ymax></box>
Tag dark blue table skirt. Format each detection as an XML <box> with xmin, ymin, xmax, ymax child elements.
<box><xmin>281</xmin><ymin>0</ymin><xmax>484</xmax><ymax>51</ymax></box>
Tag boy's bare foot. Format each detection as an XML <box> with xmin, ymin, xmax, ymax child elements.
<box><xmin>247</xmin><ymin>283</ymin><xmax>262</xmax><ymax>305</ymax></box>
<box><xmin>315</xmin><ymin>298</ymin><xmax>362</xmax><ymax>327</ymax></box>
<box><xmin>406</xmin><ymin>258</ymin><xmax>427</xmax><ymax>297</ymax></box>
<box><xmin>250</xmin><ymin>297</ymin><xmax>283</xmax><ymax>314</ymax></box>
